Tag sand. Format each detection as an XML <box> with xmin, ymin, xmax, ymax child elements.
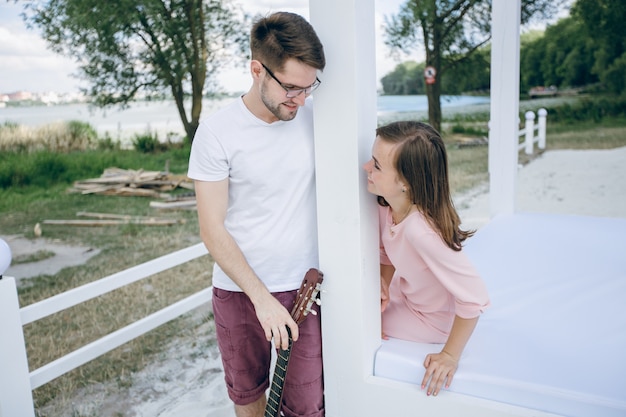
<box><xmin>455</xmin><ymin>146</ymin><xmax>626</xmax><ymax>230</ymax></box>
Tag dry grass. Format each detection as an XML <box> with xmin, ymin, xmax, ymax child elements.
<box><xmin>0</xmin><ymin>121</ymin><xmax>98</xmax><ymax>153</ymax></box>
<box><xmin>447</xmin><ymin>144</ymin><xmax>489</xmax><ymax>194</ymax></box>
<box><xmin>22</xmin><ymin>228</ymin><xmax>213</xmax><ymax>414</ymax></box>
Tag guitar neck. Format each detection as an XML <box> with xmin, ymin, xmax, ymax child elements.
<box><xmin>264</xmin><ymin>331</ymin><xmax>293</xmax><ymax>417</ymax></box>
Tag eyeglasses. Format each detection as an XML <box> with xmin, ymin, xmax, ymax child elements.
<box><xmin>261</xmin><ymin>63</ymin><xmax>321</xmax><ymax>98</ymax></box>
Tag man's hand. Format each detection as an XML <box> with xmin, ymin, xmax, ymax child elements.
<box><xmin>254</xmin><ymin>293</ymin><xmax>299</xmax><ymax>350</ymax></box>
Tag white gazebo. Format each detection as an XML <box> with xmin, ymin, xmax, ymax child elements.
<box><xmin>310</xmin><ymin>1</ymin><xmax>626</xmax><ymax>416</ymax></box>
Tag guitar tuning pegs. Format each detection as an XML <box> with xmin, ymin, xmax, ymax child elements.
<box><xmin>315</xmin><ymin>298</ymin><xmax>322</xmax><ymax>305</ymax></box>
<box><xmin>309</xmin><ymin>309</ymin><xmax>317</xmax><ymax>316</ymax></box>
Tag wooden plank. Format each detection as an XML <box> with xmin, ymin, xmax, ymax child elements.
<box><xmin>69</xmin><ymin>168</ymin><xmax>194</xmax><ymax>195</ymax></box>
<box><xmin>114</xmin><ymin>187</ymin><xmax>162</xmax><ymax>197</ymax></box>
<box><xmin>79</xmin><ymin>185</ymin><xmax>124</xmax><ymax>195</ymax></box>
<box><xmin>76</xmin><ymin>212</ymin><xmax>157</xmax><ymax>220</ymax></box>
<box><xmin>149</xmin><ymin>200</ymin><xmax>197</xmax><ymax>210</ymax></box>
<box><xmin>42</xmin><ymin>219</ymin><xmax>182</xmax><ymax>226</ymax></box>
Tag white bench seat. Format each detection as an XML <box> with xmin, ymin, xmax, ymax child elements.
<box><xmin>374</xmin><ymin>213</ymin><xmax>626</xmax><ymax>417</ymax></box>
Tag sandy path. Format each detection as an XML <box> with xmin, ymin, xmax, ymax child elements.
<box><xmin>455</xmin><ymin>146</ymin><xmax>626</xmax><ymax>230</ymax></box>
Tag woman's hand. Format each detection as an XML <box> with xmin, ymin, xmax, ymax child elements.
<box><xmin>421</xmin><ymin>350</ymin><xmax>458</xmax><ymax>396</ymax></box>
<box><xmin>381</xmin><ymin>288</ymin><xmax>389</xmax><ymax>313</ymax></box>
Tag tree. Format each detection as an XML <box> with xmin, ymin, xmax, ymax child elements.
<box><xmin>380</xmin><ymin>49</ymin><xmax>490</xmax><ymax>96</ymax></box>
<box><xmin>24</xmin><ymin>0</ymin><xmax>249</xmax><ymax>142</ymax></box>
<box><xmin>380</xmin><ymin>61</ymin><xmax>425</xmax><ymax>95</ymax></box>
<box><xmin>383</xmin><ymin>0</ymin><xmax>565</xmax><ymax>132</ymax></box>
<box><xmin>571</xmin><ymin>0</ymin><xmax>626</xmax><ymax>94</ymax></box>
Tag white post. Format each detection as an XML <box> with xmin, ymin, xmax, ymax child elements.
<box><xmin>538</xmin><ymin>108</ymin><xmax>547</xmax><ymax>149</ymax></box>
<box><xmin>310</xmin><ymin>1</ymin><xmax>380</xmax><ymax>415</ymax></box>
<box><xmin>488</xmin><ymin>0</ymin><xmax>521</xmax><ymax>217</ymax></box>
<box><xmin>0</xmin><ymin>277</ymin><xmax>36</xmax><ymax>417</ymax></box>
<box><xmin>524</xmin><ymin>111</ymin><xmax>535</xmax><ymax>155</ymax></box>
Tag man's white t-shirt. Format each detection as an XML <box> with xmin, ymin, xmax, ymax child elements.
<box><xmin>188</xmin><ymin>97</ymin><xmax>319</xmax><ymax>292</ymax></box>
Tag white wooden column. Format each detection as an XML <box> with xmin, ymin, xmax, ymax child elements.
<box><xmin>309</xmin><ymin>1</ymin><xmax>380</xmax><ymax>415</ymax></box>
<box><xmin>488</xmin><ymin>0</ymin><xmax>521</xmax><ymax>217</ymax></box>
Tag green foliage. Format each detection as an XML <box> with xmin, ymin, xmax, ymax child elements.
<box><xmin>380</xmin><ymin>61</ymin><xmax>425</xmax><ymax>95</ymax></box>
<box><xmin>520</xmin><ymin>16</ymin><xmax>599</xmax><ymax>93</ymax></box>
<box><xmin>441</xmin><ymin>49</ymin><xmax>491</xmax><ymax>95</ymax></box>
<box><xmin>132</xmin><ymin>132</ymin><xmax>164</xmax><ymax>153</ymax></box>
<box><xmin>547</xmin><ymin>96</ymin><xmax>626</xmax><ymax>123</ymax></box>
<box><xmin>0</xmin><ymin>145</ymin><xmax>191</xmax><ymax>192</ymax></box>
<box><xmin>67</xmin><ymin>120</ymin><xmax>98</xmax><ymax>144</ymax></box>
<box><xmin>519</xmin><ymin>0</ymin><xmax>626</xmax><ymax>95</ymax></box>
<box><xmin>381</xmin><ymin>50</ymin><xmax>491</xmax><ymax>95</ymax></box>
<box><xmin>600</xmin><ymin>52</ymin><xmax>626</xmax><ymax>94</ymax></box>
<box><xmin>450</xmin><ymin>123</ymin><xmax>488</xmax><ymax>137</ymax></box>
<box><xmin>97</xmin><ymin>133</ymin><xmax>123</xmax><ymax>151</ymax></box>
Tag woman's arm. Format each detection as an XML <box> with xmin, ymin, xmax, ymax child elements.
<box><xmin>380</xmin><ymin>263</ymin><xmax>395</xmax><ymax>339</ymax></box>
<box><xmin>421</xmin><ymin>315</ymin><xmax>479</xmax><ymax>396</ymax></box>
<box><xmin>380</xmin><ymin>263</ymin><xmax>395</xmax><ymax>313</ymax></box>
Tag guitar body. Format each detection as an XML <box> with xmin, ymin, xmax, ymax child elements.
<box><xmin>264</xmin><ymin>268</ymin><xmax>324</xmax><ymax>417</ymax></box>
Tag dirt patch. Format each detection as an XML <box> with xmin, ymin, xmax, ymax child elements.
<box><xmin>1</xmin><ymin>234</ymin><xmax>100</xmax><ymax>286</ymax></box>
<box><xmin>35</xmin><ymin>306</ymin><xmax>235</xmax><ymax>417</ymax></box>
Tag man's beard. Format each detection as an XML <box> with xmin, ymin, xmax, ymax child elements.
<box><xmin>260</xmin><ymin>84</ymin><xmax>298</xmax><ymax>122</ymax></box>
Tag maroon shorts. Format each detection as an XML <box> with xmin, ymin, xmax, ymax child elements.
<box><xmin>212</xmin><ymin>287</ymin><xmax>324</xmax><ymax>417</ymax></box>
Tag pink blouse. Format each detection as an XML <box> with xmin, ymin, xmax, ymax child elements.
<box><xmin>379</xmin><ymin>205</ymin><xmax>490</xmax><ymax>343</ymax></box>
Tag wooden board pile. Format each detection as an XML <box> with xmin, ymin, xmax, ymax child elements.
<box><xmin>70</xmin><ymin>167</ymin><xmax>194</xmax><ymax>198</ymax></box>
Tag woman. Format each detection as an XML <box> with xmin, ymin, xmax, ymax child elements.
<box><xmin>363</xmin><ymin>121</ymin><xmax>490</xmax><ymax>397</ymax></box>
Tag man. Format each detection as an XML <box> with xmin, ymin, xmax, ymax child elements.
<box><xmin>187</xmin><ymin>12</ymin><xmax>326</xmax><ymax>417</ymax></box>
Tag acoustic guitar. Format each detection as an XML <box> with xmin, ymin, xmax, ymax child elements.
<box><xmin>264</xmin><ymin>268</ymin><xmax>324</xmax><ymax>417</ymax></box>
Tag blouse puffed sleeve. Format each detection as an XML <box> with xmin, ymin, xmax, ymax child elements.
<box><xmin>408</xmin><ymin>226</ymin><xmax>490</xmax><ymax>319</ymax></box>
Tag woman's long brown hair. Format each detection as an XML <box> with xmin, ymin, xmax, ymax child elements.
<box><xmin>376</xmin><ymin>121</ymin><xmax>474</xmax><ymax>250</ymax></box>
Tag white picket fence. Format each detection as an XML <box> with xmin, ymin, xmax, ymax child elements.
<box><xmin>0</xmin><ymin>243</ymin><xmax>210</xmax><ymax>417</ymax></box>
<box><xmin>518</xmin><ymin>108</ymin><xmax>548</xmax><ymax>154</ymax></box>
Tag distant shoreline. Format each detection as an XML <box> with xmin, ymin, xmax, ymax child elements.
<box><xmin>378</xmin><ymin>95</ymin><xmax>579</xmax><ymax>125</ymax></box>
<box><xmin>0</xmin><ymin>95</ymin><xmax>579</xmax><ymax>143</ymax></box>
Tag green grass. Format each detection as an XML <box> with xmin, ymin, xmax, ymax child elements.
<box><xmin>542</xmin><ymin>119</ymin><xmax>626</xmax><ymax>150</ymax></box>
<box><xmin>12</xmin><ymin>250</ymin><xmax>56</xmax><ymax>264</ymax></box>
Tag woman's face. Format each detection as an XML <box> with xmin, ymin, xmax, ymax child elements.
<box><xmin>363</xmin><ymin>136</ymin><xmax>406</xmax><ymax>201</ymax></box>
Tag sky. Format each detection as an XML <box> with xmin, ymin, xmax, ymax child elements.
<box><xmin>0</xmin><ymin>1</ymin><xmax>570</xmax><ymax>96</ymax></box>
<box><xmin>0</xmin><ymin>0</ymin><xmax>411</xmax><ymax>95</ymax></box>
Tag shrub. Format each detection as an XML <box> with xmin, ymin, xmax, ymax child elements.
<box><xmin>98</xmin><ymin>133</ymin><xmax>122</xmax><ymax>151</ymax></box>
<box><xmin>548</xmin><ymin>96</ymin><xmax>626</xmax><ymax>123</ymax></box>
<box><xmin>132</xmin><ymin>132</ymin><xmax>165</xmax><ymax>153</ymax></box>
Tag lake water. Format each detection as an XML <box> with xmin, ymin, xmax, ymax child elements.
<box><xmin>0</xmin><ymin>95</ymin><xmax>490</xmax><ymax>140</ymax></box>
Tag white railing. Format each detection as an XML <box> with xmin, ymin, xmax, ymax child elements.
<box><xmin>518</xmin><ymin>108</ymin><xmax>547</xmax><ymax>154</ymax></box>
<box><xmin>0</xmin><ymin>243</ymin><xmax>210</xmax><ymax>417</ymax></box>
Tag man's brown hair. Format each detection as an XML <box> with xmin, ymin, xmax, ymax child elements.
<box><xmin>250</xmin><ymin>12</ymin><xmax>325</xmax><ymax>72</ymax></box>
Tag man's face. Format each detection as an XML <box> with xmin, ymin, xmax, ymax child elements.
<box><xmin>259</xmin><ymin>58</ymin><xmax>319</xmax><ymax>122</ymax></box>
